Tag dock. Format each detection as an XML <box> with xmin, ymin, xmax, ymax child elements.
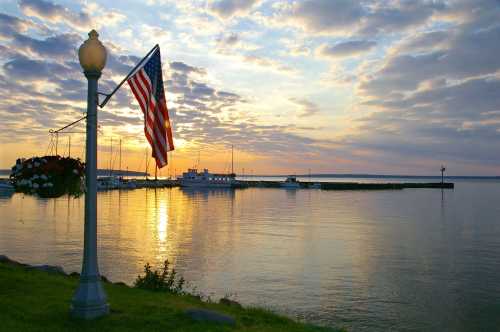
<box><xmin>238</xmin><ymin>181</ymin><xmax>454</xmax><ymax>190</ymax></box>
<box><xmin>113</xmin><ymin>179</ymin><xmax>454</xmax><ymax>191</ymax></box>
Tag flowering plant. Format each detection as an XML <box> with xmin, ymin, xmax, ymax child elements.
<box><xmin>10</xmin><ymin>156</ymin><xmax>85</xmax><ymax>198</ymax></box>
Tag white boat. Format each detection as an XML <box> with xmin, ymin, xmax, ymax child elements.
<box><xmin>179</xmin><ymin>168</ymin><xmax>236</xmax><ymax>188</ymax></box>
<box><xmin>281</xmin><ymin>175</ymin><xmax>300</xmax><ymax>189</ymax></box>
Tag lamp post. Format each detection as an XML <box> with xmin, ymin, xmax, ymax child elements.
<box><xmin>71</xmin><ymin>30</ymin><xmax>109</xmax><ymax>319</ymax></box>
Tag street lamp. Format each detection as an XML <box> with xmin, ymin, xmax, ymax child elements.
<box><xmin>71</xmin><ymin>29</ymin><xmax>109</xmax><ymax>319</ymax></box>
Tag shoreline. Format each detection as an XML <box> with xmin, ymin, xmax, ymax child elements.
<box><xmin>0</xmin><ymin>255</ymin><xmax>342</xmax><ymax>332</ymax></box>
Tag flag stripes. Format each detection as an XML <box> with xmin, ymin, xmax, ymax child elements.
<box><xmin>127</xmin><ymin>47</ymin><xmax>174</xmax><ymax>168</ymax></box>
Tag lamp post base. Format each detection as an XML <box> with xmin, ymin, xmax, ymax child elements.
<box><xmin>71</xmin><ymin>277</ymin><xmax>109</xmax><ymax>319</ymax></box>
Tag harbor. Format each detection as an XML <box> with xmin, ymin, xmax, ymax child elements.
<box><xmin>92</xmin><ymin>175</ymin><xmax>455</xmax><ymax>191</ymax></box>
<box><xmin>0</xmin><ymin>1</ymin><xmax>498</xmax><ymax>331</ymax></box>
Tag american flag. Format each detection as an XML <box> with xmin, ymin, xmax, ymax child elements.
<box><xmin>128</xmin><ymin>47</ymin><xmax>174</xmax><ymax>168</ymax></box>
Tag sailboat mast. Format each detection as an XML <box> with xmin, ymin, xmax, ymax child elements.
<box><xmin>119</xmin><ymin>139</ymin><xmax>122</xmax><ymax>177</ymax></box>
<box><xmin>109</xmin><ymin>137</ymin><xmax>113</xmax><ymax>176</ymax></box>
<box><xmin>169</xmin><ymin>151</ymin><xmax>173</xmax><ymax>179</ymax></box>
<box><xmin>145</xmin><ymin>147</ymin><xmax>149</xmax><ymax>179</ymax></box>
<box><xmin>231</xmin><ymin>144</ymin><xmax>234</xmax><ymax>175</ymax></box>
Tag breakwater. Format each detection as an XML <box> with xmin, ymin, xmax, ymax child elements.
<box><xmin>114</xmin><ymin>179</ymin><xmax>454</xmax><ymax>190</ymax></box>
<box><xmin>238</xmin><ymin>180</ymin><xmax>454</xmax><ymax>190</ymax></box>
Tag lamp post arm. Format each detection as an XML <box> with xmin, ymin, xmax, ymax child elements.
<box><xmin>50</xmin><ymin>115</ymin><xmax>87</xmax><ymax>134</ymax></box>
<box><xmin>99</xmin><ymin>44</ymin><xmax>159</xmax><ymax>109</ymax></box>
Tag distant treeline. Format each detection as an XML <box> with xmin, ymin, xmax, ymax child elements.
<box><xmin>252</xmin><ymin>174</ymin><xmax>500</xmax><ymax>180</ymax></box>
<box><xmin>0</xmin><ymin>169</ymin><xmax>149</xmax><ymax>177</ymax></box>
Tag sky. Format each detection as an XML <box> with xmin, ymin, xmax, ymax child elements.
<box><xmin>0</xmin><ymin>0</ymin><xmax>499</xmax><ymax>176</ymax></box>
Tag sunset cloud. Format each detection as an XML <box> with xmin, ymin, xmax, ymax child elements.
<box><xmin>1</xmin><ymin>0</ymin><xmax>500</xmax><ymax>175</ymax></box>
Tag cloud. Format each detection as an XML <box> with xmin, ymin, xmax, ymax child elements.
<box><xmin>216</xmin><ymin>32</ymin><xmax>239</xmax><ymax>48</ymax></box>
<box><xmin>3</xmin><ymin>55</ymin><xmax>73</xmax><ymax>79</ymax></box>
<box><xmin>241</xmin><ymin>54</ymin><xmax>297</xmax><ymax>75</ymax></box>
<box><xmin>393</xmin><ymin>30</ymin><xmax>450</xmax><ymax>54</ymax></box>
<box><xmin>366</xmin><ymin>78</ymin><xmax>500</xmax><ymax>122</ymax></box>
<box><xmin>357</xmin><ymin>0</ymin><xmax>445</xmax><ymax>36</ymax></box>
<box><xmin>19</xmin><ymin>0</ymin><xmax>92</xmax><ymax>30</ymax></box>
<box><xmin>289</xmin><ymin>98</ymin><xmax>320</xmax><ymax>117</ymax></box>
<box><xmin>2</xmin><ymin>0</ymin><xmax>500</xmax><ymax>173</ymax></box>
<box><xmin>276</xmin><ymin>0</ymin><xmax>445</xmax><ymax>37</ymax></box>
<box><xmin>208</xmin><ymin>0</ymin><xmax>262</xmax><ymax>19</ymax></box>
<box><xmin>11</xmin><ymin>32</ymin><xmax>81</xmax><ymax>59</ymax></box>
<box><xmin>0</xmin><ymin>12</ymin><xmax>35</xmax><ymax>38</ymax></box>
<box><xmin>170</xmin><ymin>61</ymin><xmax>206</xmax><ymax>76</ymax></box>
<box><xmin>286</xmin><ymin>0</ymin><xmax>364</xmax><ymax>35</ymax></box>
<box><xmin>359</xmin><ymin>24</ymin><xmax>500</xmax><ymax>97</ymax></box>
<box><xmin>345</xmin><ymin>3</ymin><xmax>500</xmax><ymax>172</ymax></box>
<box><xmin>0</xmin><ymin>44</ymin><xmax>18</xmax><ymax>59</ymax></box>
<box><xmin>317</xmin><ymin>40</ymin><xmax>376</xmax><ymax>58</ymax></box>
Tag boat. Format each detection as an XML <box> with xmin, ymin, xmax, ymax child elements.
<box><xmin>308</xmin><ymin>182</ymin><xmax>321</xmax><ymax>189</ymax></box>
<box><xmin>0</xmin><ymin>181</ymin><xmax>15</xmax><ymax>197</ymax></box>
<box><xmin>0</xmin><ymin>182</ymin><xmax>14</xmax><ymax>190</ymax></box>
<box><xmin>281</xmin><ymin>175</ymin><xmax>300</xmax><ymax>189</ymax></box>
<box><xmin>97</xmin><ymin>176</ymin><xmax>121</xmax><ymax>190</ymax></box>
<box><xmin>179</xmin><ymin>145</ymin><xmax>241</xmax><ymax>188</ymax></box>
<box><xmin>179</xmin><ymin>168</ymin><xmax>236</xmax><ymax>188</ymax></box>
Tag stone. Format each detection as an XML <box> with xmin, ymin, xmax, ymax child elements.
<box><xmin>28</xmin><ymin>265</ymin><xmax>66</xmax><ymax>275</ymax></box>
<box><xmin>0</xmin><ymin>255</ymin><xmax>25</xmax><ymax>266</ymax></box>
<box><xmin>0</xmin><ymin>255</ymin><xmax>11</xmax><ymax>263</ymax></box>
<box><xmin>185</xmin><ymin>309</ymin><xmax>236</xmax><ymax>326</ymax></box>
<box><xmin>219</xmin><ymin>298</ymin><xmax>242</xmax><ymax>308</ymax></box>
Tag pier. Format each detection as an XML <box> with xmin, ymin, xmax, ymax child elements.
<box><xmin>238</xmin><ymin>180</ymin><xmax>454</xmax><ymax>190</ymax></box>
<box><xmin>107</xmin><ymin>179</ymin><xmax>454</xmax><ymax>191</ymax></box>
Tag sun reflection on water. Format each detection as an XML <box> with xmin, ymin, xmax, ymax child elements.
<box><xmin>157</xmin><ymin>198</ymin><xmax>168</xmax><ymax>244</ymax></box>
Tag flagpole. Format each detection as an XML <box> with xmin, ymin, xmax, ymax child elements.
<box><xmin>99</xmin><ymin>44</ymin><xmax>159</xmax><ymax>108</ymax></box>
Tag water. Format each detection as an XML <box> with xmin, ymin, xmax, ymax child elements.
<box><xmin>1</xmin><ymin>179</ymin><xmax>500</xmax><ymax>331</ymax></box>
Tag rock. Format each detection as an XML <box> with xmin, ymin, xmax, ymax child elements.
<box><xmin>113</xmin><ymin>281</ymin><xmax>128</xmax><ymax>287</ymax></box>
<box><xmin>185</xmin><ymin>308</ymin><xmax>236</xmax><ymax>326</ymax></box>
<box><xmin>0</xmin><ymin>255</ymin><xmax>11</xmax><ymax>263</ymax></box>
<box><xmin>0</xmin><ymin>255</ymin><xmax>25</xmax><ymax>266</ymax></box>
<box><xmin>69</xmin><ymin>272</ymin><xmax>80</xmax><ymax>278</ymax></box>
<box><xmin>28</xmin><ymin>265</ymin><xmax>66</xmax><ymax>275</ymax></box>
<box><xmin>219</xmin><ymin>298</ymin><xmax>242</xmax><ymax>308</ymax></box>
<box><xmin>101</xmin><ymin>275</ymin><xmax>110</xmax><ymax>283</ymax></box>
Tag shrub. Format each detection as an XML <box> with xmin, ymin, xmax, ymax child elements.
<box><xmin>134</xmin><ymin>260</ymin><xmax>185</xmax><ymax>294</ymax></box>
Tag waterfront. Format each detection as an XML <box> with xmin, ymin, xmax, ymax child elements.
<box><xmin>1</xmin><ymin>179</ymin><xmax>500</xmax><ymax>331</ymax></box>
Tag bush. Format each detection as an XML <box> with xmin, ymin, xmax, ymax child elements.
<box><xmin>134</xmin><ymin>260</ymin><xmax>185</xmax><ymax>294</ymax></box>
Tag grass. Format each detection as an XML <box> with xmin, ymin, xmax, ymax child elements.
<box><xmin>0</xmin><ymin>262</ymin><xmax>342</xmax><ymax>332</ymax></box>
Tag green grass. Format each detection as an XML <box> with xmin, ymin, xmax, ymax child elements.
<box><xmin>0</xmin><ymin>262</ymin><xmax>342</xmax><ymax>332</ymax></box>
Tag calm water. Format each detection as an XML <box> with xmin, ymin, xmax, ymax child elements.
<box><xmin>1</xmin><ymin>179</ymin><xmax>500</xmax><ymax>331</ymax></box>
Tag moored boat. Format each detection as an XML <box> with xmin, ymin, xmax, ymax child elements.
<box><xmin>179</xmin><ymin>168</ymin><xmax>236</xmax><ymax>188</ymax></box>
<box><xmin>281</xmin><ymin>175</ymin><xmax>300</xmax><ymax>189</ymax></box>
<box><xmin>0</xmin><ymin>181</ymin><xmax>15</xmax><ymax>197</ymax></box>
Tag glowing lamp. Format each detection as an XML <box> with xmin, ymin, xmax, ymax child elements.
<box><xmin>78</xmin><ymin>30</ymin><xmax>107</xmax><ymax>72</ymax></box>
